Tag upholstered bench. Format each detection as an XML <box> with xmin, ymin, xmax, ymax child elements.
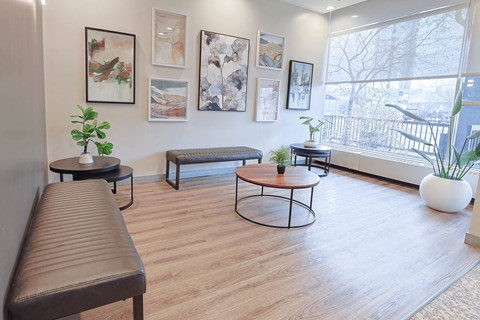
<box><xmin>6</xmin><ymin>179</ymin><xmax>146</xmax><ymax>320</ymax></box>
<box><xmin>165</xmin><ymin>146</ymin><xmax>263</xmax><ymax>190</ymax></box>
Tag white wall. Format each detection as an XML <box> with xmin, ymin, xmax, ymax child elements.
<box><xmin>0</xmin><ymin>0</ymin><xmax>47</xmax><ymax>316</ymax></box>
<box><xmin>43</xmin><ymin>0</ymin><xmax>328</xmax><ymax>182</ymax></box>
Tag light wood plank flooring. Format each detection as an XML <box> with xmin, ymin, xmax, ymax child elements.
<box><xmin>81</xmin><ymin>168</ymin><xmax>480</xmax><ymax>319</ymax></box>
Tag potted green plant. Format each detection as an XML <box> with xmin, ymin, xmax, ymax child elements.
<box><xmin>269</xmin><ymin>146</ymin><xmax>292</xmax><ymax>174</ymax></box>
<box><xmin>70</xmin><ymin>105</ymin><xmax>113</xmax><ymax>164</ymax></box>
<box><xmin>386</xmin><ymin>88</ymin><xmax>479</xmax><ymax>212</ymax></box>
<box><xmin>300</xmin><ymin>116</ymin><xmax>326</xmax><ymax>148</ymax></box>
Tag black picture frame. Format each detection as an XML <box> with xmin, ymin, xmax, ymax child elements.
<box><xmin>286</xmin><ymin>60</ymin><xmax>314</xmax><ymax>110</ymax></box>
<box><xmin>198</xmin><ymin>30</ymin><xmax>250</xmax><ymax>112</ymax></box>
<box><xmin>85</xmin><ymin>27</ymin><xmax>136</xmax><ymax>104</ymax></box>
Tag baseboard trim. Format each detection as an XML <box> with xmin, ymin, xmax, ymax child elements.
<box><xmin>465</xmin><ymin>232</ymin><xmax>480</xmax><ymax>247</ymax></box>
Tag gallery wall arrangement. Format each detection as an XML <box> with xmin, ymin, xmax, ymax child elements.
<box><xmin>85</xmin><ymin>27</ymin><xmax>136</xmax><ymax>104</ymax></box>
<box><xmin>84</xmin><ymin>8</ymin><xmax>315</xmax><ymax>122</ymax></box>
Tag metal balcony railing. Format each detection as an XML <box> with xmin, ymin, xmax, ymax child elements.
<box><xmin>322</xmin><ymin>115</ymin><xmax>449</xmax><ymax>155</ymax></box>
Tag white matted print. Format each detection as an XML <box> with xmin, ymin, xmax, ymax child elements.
<box><xmin>256</xmin><ymin>78</ymin><xmax>280</xmax><ymax>122</ymax></box>
<box><xmin>152</xmin><ymin>9</ymin><xmax>186</xmax><ymax>68</ymax></box>
<box><xmin>257</xmin><ymin>31</ymin><xmax>285</xmax><ymax>70</ymax></box>
<box><xmin>149</xmin><ymin>77</ymin><xmax>188</xmax><ymax>121</ymax></box>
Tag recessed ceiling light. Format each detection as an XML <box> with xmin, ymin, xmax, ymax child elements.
<box><xmin>166</xmin><ymin>27</ymin><xmax>173</xmax><ymax>31</ymax></box>
<box><xmin>326</xmin><ymin>6</ymin><xmax>336</xmax><ymax>11</ymax></box>
<box><xmin>41</xmin><ymin>0</ymin><xmax>46</xmax><ymax>5</ymax></box>
<box><xmin>351</xmin><ymin>15</ymin><xmax>359</xmax><ymax>18</ymax></box>
<box><xmin>158</xmin><ymin>32</ymin><xmax>164</xmax><ymax>35</ymax></box>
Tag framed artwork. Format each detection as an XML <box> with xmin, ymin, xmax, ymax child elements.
<box><xmin>286</xmin><ymin>60</ymin><xmax>314</xmax><ymax>110</ymax></box>
<box><xmin>85</xmin><ymin>27</ymin><xmax>135</xmax><ymax>104</ymax></box>
<box><xmin>256</xmin><ymin>31</ymin><xmax>285</xmax><ymax>70</ymax></box>
<box><xmin>256</xmin><ymin>78</ymin><xmax>280</xmax><ymax>122</ymax></box>
<box><xmin>198</xmin><ymin>30</ymin><xmax>250</xmax><ymax>112</ymax></box>
<box><xmin>148</xmin><ymin>77</ymin><xmax>188</xmax><ymax>121</ymax></box>
<box><xmin>152</xmin><ymin>9</ymin><xmax>186</xmax><ymax>68</ymax></box>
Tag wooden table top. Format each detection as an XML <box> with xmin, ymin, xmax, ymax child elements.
<box><xmin>236</xmin><ymin>164</ymin><xmax>320</xmax><ymax>189</ymax></box>
<box><xmin>49</xmin><ymin>156</ymin><xmax>121</xmax><ymax>174</ymax></box>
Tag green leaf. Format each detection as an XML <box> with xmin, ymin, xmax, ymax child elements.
<box><xmin>97</xmin><ymin>121</ymin><xmax>110</xmax><ymax>130</ymax></box>
<box><xmin>386</xmin><ymin>104</ymin><xmax>428</xmax><ymax>123</ymax></box>
<box><xmin>76</xmin><ymin>105</ymin><xmax>85</xmax><ymax>113</ymax></box>
<box><xmin>460</xmin><ymin>150</ymin><xmax>480</xmax><ymax>166</ymax></box>
<box><xmin>467</xmin><ymin>130</ymin><xmax>480</xmax><ymax>140</ymax></box>
<box><xmin>77</xmin><ymin>141</ymin><xmax>88</xmax><ymax>146</ymax></box>
<box><xmin>70</xmin><ymin>129</ymin><xmax>83</xmax><ymax>140</ymax></box>
<box><xmin>391</xmin><ymin>129</ymin><xmax>434</xmax><ymax>146</ymax></box>
<box><xmin>95</xmin><ymin>128</ymin><xmax>106</xmax><ymax>139</ymax></box>
<box><xmin>453</xmin><ymin>146</ymin><xmax>461</xmax><ymax>167</ymax></box>
<box><xmin>83</xmin><ymin>107</ymin><xmax>98</xmax><ymax>121</ymax></box>
<box><xmin>451</xmin><ymin>89</ymin><xmax>463</xmax><ymax>117</ymax></box>
<box><xmin>475</xmin><ymin>142</ymin><xmax>480</xmax><ymax>157</ymax></box>
<box><xmin>70</xmin><ymin>120</ymin><xmax>83</xmax><ymax>124</ymax></box>
<box><xmin>84</xmin><ymin>121</ymin><xmax>96</xmax><ymax>133</ymax></box>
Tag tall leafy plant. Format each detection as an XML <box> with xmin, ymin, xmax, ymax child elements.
<box><xmin>386</xmin><ymin>89</ymin><xmax>480</xmax><ymax>180</ymax></box>
<box><xmin>70</xmin><ymin>105</ymin><xmax>113</xmax><ymax>156</ymax></box>
<box><xmin>300</xmin><ymin>116</ymin><xmax>326</xmax><ymax>142</ymax></box>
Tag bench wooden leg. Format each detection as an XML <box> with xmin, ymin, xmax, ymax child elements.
<box><xmin>258</xmin><ymin>158</ymin><xmax>262</xmax><ymax>164</ymax></box>
<box><xmin>133</xmin><ymin>295</ymin><xmax>143</xmax><ymax>320</ymax></box>
<box><xmin>165</xmin><ymin>159</ymin><xmax>170</xmax><ymax>181</ymax></box>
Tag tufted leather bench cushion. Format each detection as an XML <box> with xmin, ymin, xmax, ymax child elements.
<box><xmin>166</xmin><ymin>146</ymin><xmax>263</xmax><ymax>165</ymax></box>
<box><xmin>6</xmin><ymin>179</ymin><xmax>146</xmax><ymax>320</ymax></box>
<box><xmin>165</xmin><ymin>146</ymin><xmax>263</xmax><ymax>189</ymax></box>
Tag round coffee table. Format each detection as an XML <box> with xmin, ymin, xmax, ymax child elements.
<box><xmin>290</xmin><ymin>143</ymin><xmax>332</xmax><ymax>177</ymax></box>
<box><xmin>49</xmin><ymin>156</ymin><xmax>121</xmax><ymax>181</ymax></box>
<box><xmin>235</xmin><ymin>164</ymin><xmax>320</xmax><ymax>229</ymax></box>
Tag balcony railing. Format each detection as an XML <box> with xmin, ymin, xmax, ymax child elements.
<box><xmin>322</xmin><ymin>115</ymin><xmax>449</xmax><ymax>155</ymax></box>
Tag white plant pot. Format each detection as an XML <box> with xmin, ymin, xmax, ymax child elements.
<box><xmin>419</xmin><ymin>173</ymin><xmax>472</xmax><ymax>213</ymax></box>
<box><xmin>304</xmin><ymin>141</ymin><xmax>318</xmax><ymax>148</ymax></box>
<box><xmin>78</xmin><ymin>152</ymin><xmax>93</xmax><ymax>164</ymax></box>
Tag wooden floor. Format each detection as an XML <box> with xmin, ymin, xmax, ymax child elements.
<box><xmin>81</xmin><ymin>168</ymin><xmax>480</xmax><ymax>320</ymax></box>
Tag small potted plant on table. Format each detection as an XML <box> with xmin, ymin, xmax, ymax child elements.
<box><xmin>269</xmin><ymin>146</ymin><xmax>292</xmax><ymax>174</ymax></box>
<box><xmin>300</xmin><ymin>116</ymin><xmax>326</xmax><ymax>148</ymax></box>
<box><xmin>70</xmin><ymin>105</ymin><xmax>113</xmax><ymax>164</ymax></box>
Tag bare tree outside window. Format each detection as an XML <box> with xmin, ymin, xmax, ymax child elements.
<box><xmin>324</xmin><ymin>8</ymin><xmax>467</xmax><ymax>155</ymax></box>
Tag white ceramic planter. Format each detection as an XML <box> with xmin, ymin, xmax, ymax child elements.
<box><xmin>78</xmin><ymin>152</ymin><xmax>93</xmax><ymax>164</ymax></box>
<box><xmin>304</xmin><ymin>141</ymin><xmax>318</xmax><ymax>148</ymax></box>
<box><xmin>419</xmin><ymin>173</ymin><xmax>472</xmax><ymax>213</ymax></box>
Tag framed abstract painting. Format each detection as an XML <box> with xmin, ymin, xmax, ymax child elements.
<box><xmin>256</xmin><ymin>78</ymin><xmax>280</xmax><ymax>122</ymax></box>
<box><xmin>257</xmin><ymin>31</ymin><xmax>285</xmax><ymax>70</ymax></box>
<box><xmin>148</xmin><ymin>77</ymin><xmax>188</xmax><ymax>121</ymax></box>
<box><xmin>85</xmin><ymin>27</ymin><xmax>135</xmax><ymax>104</ymax></box>
<box><xmin>198</xmin><ymin>30</ymin><xmax>250</xmax><ymax>112</ymax></box>
<box><xmin>286</xmin><ymin>60</ymin><xmax>313</xmax><ymax>110</ymax></box>
<box><xmin>152</xmin><ymin>9</ymin><xmax>187</xmax><ymax>68</ymax></box>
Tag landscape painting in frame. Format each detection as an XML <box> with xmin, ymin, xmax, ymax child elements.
<box><xmin>85</xmin><ymin>27</ymin><xmax>135</xmax><ymax>104</ymax></box>
<box><xmin>152</xmin><ymin>9</ymin><xmax>186</xmax><ymax>68</ymax></box>
<box><xmin>256</xmin><ymin>78</ymin><xmax>280</xmax><ymax>122</ymax></box>
<box><xmin>198</xmin><ymin>30</ymin><xmax>249</xmax><ymax>112</ymax></box>
<box><xmin>286</xmin><ymin>60</ymin><xmax>313</xmax><ymax>110</ymax></box>
<box><xmin>149</xmin><ymin>77</ymin><xmax>188</xmax><ymax>121</ymax></box>
<box><xmin>257</xmin><ymin>31</ymin><xmax>285</xmax><ymax>70</ymax></box>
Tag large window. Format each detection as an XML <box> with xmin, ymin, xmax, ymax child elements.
<box><xmin>324</xmin><ymin>6</ymin><xmax>469</xmax><ymax>158</ymax></box>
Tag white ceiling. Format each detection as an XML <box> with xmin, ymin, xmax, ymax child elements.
<box><xmin>279</xmin><ymin>0</ymin><xmax>368</xmax><ymax>14</ymax></box>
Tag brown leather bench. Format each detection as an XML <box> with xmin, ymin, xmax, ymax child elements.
<box><xmin>165</xmin><ymin>146</ymin><xmax>263</xmax><ymax>190</ymax></box>
<box><xmin>5</xmin><ymin>179</ymin><xmax>146</xmax><ymax>320</ymax></box>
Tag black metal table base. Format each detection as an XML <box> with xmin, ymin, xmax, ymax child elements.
<box><xmin>235</xmin><ymin>177</ymin><xmax>316</xmax><ymax>229</ymax></box>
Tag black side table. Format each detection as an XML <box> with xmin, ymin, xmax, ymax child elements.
<box><xmin>289</xmin><ymin>143</ymin><xmax>332</xmax><ymax>177</ymax></box>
